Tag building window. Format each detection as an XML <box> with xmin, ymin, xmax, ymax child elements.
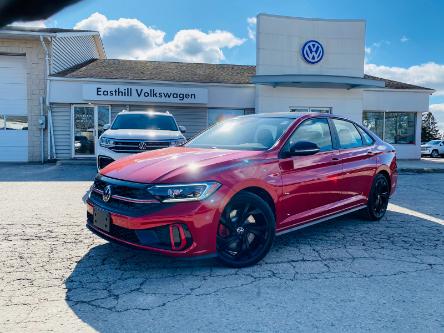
<box><xmin>0</xmin><ymin>115</ymin><xmax>28</xmax><ymax>130</ymax></box>
<box><xmin>289</xmin><ymin>107</ymin><xmax>331</xmax><ymax>114</ymax></box>
<box><xmin>208</xmin><ymin>109</ymin><xmax>245</xmax><ymax>126</ymax></box>
<box><xmin>362</xmin><ymin>111</ymin><xmax>416</xmax><ymax>144</ymax></box>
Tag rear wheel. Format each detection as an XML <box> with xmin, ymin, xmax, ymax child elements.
<box><xmin>216</xmin><ymin>192</ymin><xmax>275</xmax><ymax>268</ymax></box>
<box><xmin>431</xmin><ymin>149</ymin><xmax>440</xmax><ymax>158</ymax></box>
<box><xmin>365</xmin><ymin>173</ymin><xmax>390</xmax><ymax>220</ymax></box>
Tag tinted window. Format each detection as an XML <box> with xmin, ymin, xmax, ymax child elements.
<box><xmin>186</xmin><ymin>116</ymin><xmax>293</xmax><ymax>151</ymax></box>
<box><xmin>333</xmin><ymin>119</ymin><xmax>363</xmax><ymax>149</ymax></box>
<box><xmin>286</xmin><ymin>118</ymin><xmax>333</xmax><ymax>152</ymax></box>
<box><xmin>112</xmin><ymin>113</ymin><xmax>178</xmax><ymax>131</ymax></box>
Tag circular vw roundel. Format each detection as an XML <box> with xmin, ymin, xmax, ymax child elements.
<box><xmin>301</xmin><ymin>40</ymin><xmax>324</xmax><ymax>64</ymax></box>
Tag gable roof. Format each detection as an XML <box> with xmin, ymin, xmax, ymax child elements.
<box><xmin>52</xmin><ymin>59</ymin><xmax>433</xmax><ymax>91</ymax></box>
<box><xmin>53</xmin><ymin>59</ymin><xmax>256</xmax><ymax>84</ymax></box>
<box><xmin>3</xmin><ymin>26</ymin><xmax>95</xmax><ymax>33</ymax></box>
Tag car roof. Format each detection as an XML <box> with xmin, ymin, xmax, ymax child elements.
<box><xmin>242</xmin><ymin>112</ymin><xmax>340</xmax><ymax>119</ymax></box>
<box><xmin>116</xmin><ymin>110</ymin><xmax>174</xmax><ymax>116</ymax></box>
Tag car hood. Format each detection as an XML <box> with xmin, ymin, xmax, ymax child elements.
<box><xmin>102</xmin><ymin>129</ymin><xmax>183</xmax><ymax>140</ymax></box>
<box><xmin>101</xmin><ymin>147</ymin><xmax>264</xmax><ymax>183</ymax></box>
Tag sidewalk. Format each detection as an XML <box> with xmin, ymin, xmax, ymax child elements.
<box><xmin>397</xmin><ymin>158</ymin><xmax>444</xmax><ymax>173</ymax></box>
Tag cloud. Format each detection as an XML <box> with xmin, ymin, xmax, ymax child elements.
<box><xmin>74</xmin><ymin>12</ymin><xmax>245</xmax><ymax>63</ymax></box>
<box><xmin>10</xmin><ymin>20</ymin><xmax>47</xmax><ymax>28</ymax></box>
<box><xmin>430</xmin><ymin>104</ymin><xmax>444</xmax><ymax>112</ymax></box>
<box><xmin>400</xmin><ymin>36</ymin><xmax>409</xmax><ymax>43</ymax></box>
<box><xmin>365</xmin><ymin>62</ymin><xmax>444</xmax><ymax>95</ymax></box>
<box><xmin>429</xmin><ymin>104</ymin><xmax>444</xmax><ymax>131</ymax></box>
<box><xmin>247</xmin><ymin>16</ymin><xmax>256</xmax><ymax>40</ymax></box>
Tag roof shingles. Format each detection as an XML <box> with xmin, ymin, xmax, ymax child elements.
<box><xmin>53</xmin><ymin>59</ymin><xmax>432</xmax><ymax>90</ymax></box>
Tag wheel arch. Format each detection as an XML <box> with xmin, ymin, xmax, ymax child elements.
<box><xmin>237</xmin><ymin>186</ymin><xmax>276</xmax><ymax>220</ymax></box>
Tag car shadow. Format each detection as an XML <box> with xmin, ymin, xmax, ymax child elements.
<box><xmin>65</xmin><ymin>208</ymin><xmax>444</xmax><ymax>332</ymax></box>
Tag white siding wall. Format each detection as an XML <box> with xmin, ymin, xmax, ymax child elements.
<box><xmin>51</xmin><ymin>35</ymin><xmax>101</xmax><ymax>74</ymax></box>
<box><xmin>255</xmin><ymin>85</ymin><xmax>363</xmax><ymax>122</ymax></box>
<box><xmin>51</xmin><ymin>104</ymin><xmax>71</xmax><ymax>159</ymax></box>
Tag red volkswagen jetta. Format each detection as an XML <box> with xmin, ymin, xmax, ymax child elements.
<box><xmin>86</xmin><ymin>113</ymin><xmax>397</xmax><ymax>267</ymax></box>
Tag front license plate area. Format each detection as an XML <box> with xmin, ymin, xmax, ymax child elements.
<box><xmin>93</xmin><ymin>208</ymin><xmax>111</xmax><ymax>232</ymax></box>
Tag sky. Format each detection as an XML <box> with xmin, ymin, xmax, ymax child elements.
<box><xmin>12</xmin><ymin>0</ymin><xmax>444</xmax><ymax>128</ymax></box>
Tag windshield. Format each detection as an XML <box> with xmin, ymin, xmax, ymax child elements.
<box><xmin>427</xmin><ymin>140</ymin><xmax>442</xmax><ymax>145</ymax></box>
<box><xmin>111</xmin><ymin>113</ymin><xmax>178</xmax><ymax>131</ymax></box>
<box><xmin>186</xmin><ymin>116</ymin><xmax>293</xmax><ymax>150</ymax></box>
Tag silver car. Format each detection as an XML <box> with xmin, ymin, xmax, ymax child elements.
<box><xmin>421</xmin><ymin>140</ymin><xmax>444</xmax><ymax>158</ymax></box>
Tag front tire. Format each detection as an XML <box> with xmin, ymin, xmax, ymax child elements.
<box><xmin>431</xmin><ymin>149</ymin><xmax>440</xmax><ymax>158</ymax></box>
<box><xmin>216</xmin><ymin>192</ymin><xmax>275</xmax><ymax>268</ymax></box>
<box><xmin>365</xmin><ymin>173</ymin><xmax>390</xmax><ymax>220</ymax></box>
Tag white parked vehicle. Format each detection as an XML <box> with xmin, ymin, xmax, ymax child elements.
<box><xmin>421</xmin><ymin>140</ymin><xmax>444</xmax><ymax>158</ymax></box>
<box><xmin>97</xmin><ymin>111</ymin><xmax>187</xmax><ymax>169</ymax></box>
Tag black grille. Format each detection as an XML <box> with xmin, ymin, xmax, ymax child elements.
<box><xmin>108</xmin><ymin>139</ymin><xmax>171</xmax><ymax>153</ymax></box>
<box><xmin>93</xmin><ymin>176</ymin><xmax>153</xmax><ymax>200</ymax></box>
<box><xmin>89</xmin><ymin>175</ymin><xmax>168</xmax><ymax>217</ymax></box>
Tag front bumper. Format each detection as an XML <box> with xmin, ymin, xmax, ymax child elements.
<box><xmin>86</xmin><ymin>185</ymin><xmax>228</xmax><ymax>257</ymax></box>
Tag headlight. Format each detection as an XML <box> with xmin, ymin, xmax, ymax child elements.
<box><xmin>99</xmin><ymin>137</ymin><xmax>115</xmax><ymax>147</ymax></box>
<box><xmin>170</xmin><ymin>138</ymin><xmax>187</xmax><ymax>147</ymax></box>
<box><xmin>147</xmin><ymin>182</ymin><xmax>221</xmax><ymax>202</ymax></box>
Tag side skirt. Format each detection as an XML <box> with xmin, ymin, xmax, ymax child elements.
<box><xmin>276</xmin><ymin>205</ymin><xmax>367</xmax><ymax>236</ymax></box>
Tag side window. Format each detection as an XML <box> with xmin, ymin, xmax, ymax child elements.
<box><xmin>333</xmin><ymin>119</ymin><xmax>363</xmax><ymax>149</ymax></box>
<box><xmin>287</xmin><ymin>118</ymin><xmax>333</xmax><ymax>152</ymax></box>
<box><xmin>358</xmin><ymin>126</ymin><xmax>375</xmax><ymax>146</ymax></box>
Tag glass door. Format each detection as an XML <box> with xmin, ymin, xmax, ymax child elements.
<box><xmin>73</xmin><ymin>105</ymin><xmax>111</xmax><ymax>157</ymax></box>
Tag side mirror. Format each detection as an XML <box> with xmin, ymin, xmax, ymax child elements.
<box><xmin>286</xmin><ymin>141</ymin><xmax>320</xmax><ymax>157</ymax></box>
<box><xmin>103</xmin><ymin>124</ymin><xmax>110</xmax><ymax>130</ymax></box>
<box><xmin>179</xmin><ymin>125</ymin><xmax>186</xmax><ymax>133</ymax></box>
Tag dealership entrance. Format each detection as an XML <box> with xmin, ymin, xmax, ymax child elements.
<box><xmin>72</xmin><ymin>105</ymin><xmax>111</xmax><ymax>157</ymax></box>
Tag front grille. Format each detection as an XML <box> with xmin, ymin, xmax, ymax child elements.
<box><xmin>89</xmin><ymin>175</ymin><xmax>167</xmax><ymax>217</ymax></box>
<box><xmin>93</xmin><ymin>176</ymin><xmax>154</xmax><ymax>200</ymax></box>
<box><xmin>108</xmin><ymin>139</ymin><xmax>171</xmax><ymax>153</ymax></box>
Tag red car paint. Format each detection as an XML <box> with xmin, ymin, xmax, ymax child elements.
<box><xmin>86</xmin><ymin>113</ymin><xmax>397</xmax><ymax>258</ymax></box>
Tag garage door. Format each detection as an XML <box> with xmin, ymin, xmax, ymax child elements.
<box><xmin>0</xmin><ymin>55</ymin><xmax>28</xmax><ymax>162</ymax></box>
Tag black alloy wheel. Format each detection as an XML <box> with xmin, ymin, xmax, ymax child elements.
<box><xmin>366</xmin><ymin>173</ymin><xmax>390</xmax><ymax>220</ymax></box>
<box><xmin>431</xmin><ymin>149</ymin><xmax>440</xmax><ymax>158</ymax></box>
<box><xmin>216</xmin><ymin>192</ymin><xmax>275</xmax><ymax>268</ymax></box>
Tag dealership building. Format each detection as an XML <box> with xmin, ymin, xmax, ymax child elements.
<box><xmin>0</xmin><ymin>14</ymin><xmax>434</xmax><ymax>162</ymax></box>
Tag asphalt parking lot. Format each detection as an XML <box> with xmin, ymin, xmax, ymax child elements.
<box><xmin>0</xmin><ymin>164</ymin><xmax>443</xmax><ymax>332</ymax></box>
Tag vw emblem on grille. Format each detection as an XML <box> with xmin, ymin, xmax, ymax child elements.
<box><xmin>102</xmin><ymin>185</ymin><xmax>112</xmax><ymax>202</ymax></box>
<box><xmin>301</xmin><ymin>40</ymin><xmax>324</xmax><ymax>64</ymax></box>
<box><xmin>139</xmin><ymin>142</ymin><xmax>147</xmax><ymax>150</ymax></box>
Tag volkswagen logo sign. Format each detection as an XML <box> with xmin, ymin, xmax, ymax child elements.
<box><xmin>102</xmin><ymin>185</ymin><xmax>112</xmax><ymax>202</ymax></box>
<box><xmin>139</xmin><ymin>141</ymin><xmax>147</xmax><ymax>150</ymax></box>
<box><xmin>301</xmin><ymin>40</ymin><xmax>324</xmax><ymax>64</ymax></box>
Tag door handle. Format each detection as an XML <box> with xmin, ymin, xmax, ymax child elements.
<box><xmin>367</xmin><ymin>150</ymin><xmax>377</xmax><ymax>155</ymax></box>
<box><xmin>332</xmin><ymin>157</ymin><xmax>340</xmax><ymax>161</ymax></box>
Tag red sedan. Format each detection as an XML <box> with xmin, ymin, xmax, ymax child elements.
<box><xmin>86</xmin><ymin>113</ymin><xmax>397</xmax><ymax>267</ymax></box>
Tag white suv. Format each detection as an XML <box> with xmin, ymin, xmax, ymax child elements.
<box><xmin>421</xmin><ymin>140</ymin><xmax>444</xmax><ymax>158</ymax></box>
<box><xmin>97</xmin><ymin>111</ymin><xmax>187</xmax><ymax>169</ymax></box>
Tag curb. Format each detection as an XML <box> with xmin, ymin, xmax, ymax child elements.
<box><xmin>398</xmin><ymin>168</ymin><xmax>444</xmax><ymax>174</ymax></box>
